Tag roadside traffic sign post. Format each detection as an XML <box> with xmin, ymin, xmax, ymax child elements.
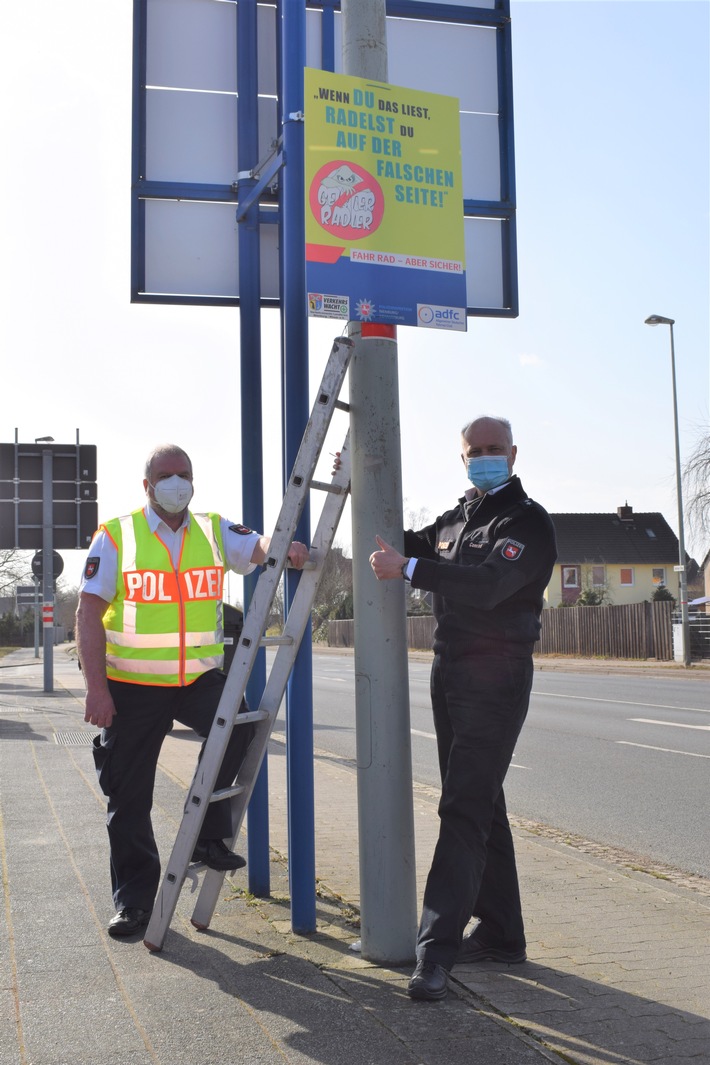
<box><xmin>0</xmin><ymin>432</ymin><xmax>97</xmax><ymax>691</ymax></box>
<box><xmin>31</xmin><ymin>550</ymin><xmax>64</xmax><ymax>582</ymax></box>
<box><xmin>15</xmin><ymin>582</ymin><xmax>44</xmax><ymax>659</ymax></box>
<box><xmin>31</xmin><ymin>549</ymin><xmax>64</xmax><ymax>681</ymax></box>
<box><xmin>42</xmin><ymin>448</ymin><xmax>54</xmax><ymax>692</ymax></box>
<box><xmin>34</xmin><ymin>579</ymin><xmax>39</xmax><ymax>658</ymax></box>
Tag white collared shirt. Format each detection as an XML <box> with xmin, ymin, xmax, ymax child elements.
<box><xmin>79</xmin><ymin>505</ymin><xmax>260</xmax><ymax>602</ymax></box>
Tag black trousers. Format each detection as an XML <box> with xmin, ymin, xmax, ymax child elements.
<box><xmin>92</xmin><ymin>669</ymin><xmax>252</xmax><ymax>911</ymax></box>
<box><xmin>416</xmin><ymin>652</ymin><xmax>534</xmax><ymax>970</ymax></box>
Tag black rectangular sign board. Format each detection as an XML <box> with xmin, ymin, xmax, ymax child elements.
<box><xmin>0</xmin><ymin>442</ymin><xmax>98</xmax><ymax>550</ymax></box>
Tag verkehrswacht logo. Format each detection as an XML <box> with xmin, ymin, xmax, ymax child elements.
<box><xmin>310</xmin><ymin>161</ymin><xmax>385</xmax><ymax>241</ymax></box>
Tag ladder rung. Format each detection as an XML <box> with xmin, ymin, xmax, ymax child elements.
<box><xmin>310</xmin><ymin>480</ymin><xmax>345</xmax><ymax>495</ymax></box>
<box><xmin>231</xmin><ymin>709</ymin><xmax>269</xmax><ymax>725</ymax></box>
<box><xmin>260</xmin><ymin>635</ymin><xmax>295</xmax><ymax>647</ymax></box>
<box><xmin>334</xmin><ymin>399</ymin><xmax>350</xmax><ymax>412</ymax></box>
<box><xmin>210</xmin><ymin>783</ymin><xmax>246</xmax><ymax>803</ymax></box>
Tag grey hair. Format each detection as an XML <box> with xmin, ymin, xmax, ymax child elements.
<box><xmin>461</xmin><ymin>416</ymin><xmax>513</xmax><ymax>444</ymax></box>
<box><xmin>144</xmin><ymin>444</ymin><xmax>193</xmax><ymax>482</ymax></box>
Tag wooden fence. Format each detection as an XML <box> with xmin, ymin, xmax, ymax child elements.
<box><xmin>327</xmin><ymin>600</ymin><xmax>674</xmax><ymax>660</ymax></box>
<box><xmin>537</xmin><ymin>601</ymin><xmax>673</xmax><ymax>659</ymax></box>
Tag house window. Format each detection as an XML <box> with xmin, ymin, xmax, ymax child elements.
<box><xmin>562</xmin><ymin>566</ymin><xmax>580</xmax><ymax>589</ymax></box>
<box><xmin>620</xmin><ymin>567</ymin><xmax>634</xmax><ymax>586</ymax></box>
<box><xmin>652</xmin><ymin>567</ymin><xmax>666</xmax><ymax>585</ymax></box>
<box><xmin>591</xmin><ymin>565</ymin><xmax>605</xmax><ymax>587</ymax></box>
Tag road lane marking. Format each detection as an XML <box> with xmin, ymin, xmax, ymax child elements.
<box><xmin>618</xmin><ymin>741</ymin><xmax>710</xmax><ymax>759</ymax></box>
<box><xmin>534</xmin><ymin>691</ymin><xmax>710</xmax><ymax>714</ymax></box>
<box><xmin>630</xmin><ymin>717</ymin><xmax>710</xmax><ymax>731</ymax></box>
<box><xmin>409</xmin><ymin>729</ymin><xmax>530</xmax><ymax>768</ymax></box>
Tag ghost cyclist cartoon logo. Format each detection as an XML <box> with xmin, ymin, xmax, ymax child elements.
<box><xmin>310</xmin><ymin>161</ymin><xmax>384</xmax><ymax>242</ymax></box>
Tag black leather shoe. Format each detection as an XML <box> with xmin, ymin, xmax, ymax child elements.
<box><xmin>191</xmin><ymin>838</ymin><xmax>246</xmax><ymax>871</ymax></box>
<box><xmin>407</xmin><ymin>960</ymin><xmax>448</xmax><ymax>1001</ymax></box>
<box><xmin>458</xmin><ymin>931</ymin><xmax>526</xmax><ymax>964</ymax></box>
<box><xmin>108</xmin><ymin>907</ymin><xmax>151</xmax><ymax>937</ymax></box>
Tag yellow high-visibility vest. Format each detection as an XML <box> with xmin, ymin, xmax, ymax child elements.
<box><xmin>102</xmin><ymin>509</ymin><xmax>226</xmax><ymax>686</ymax></box>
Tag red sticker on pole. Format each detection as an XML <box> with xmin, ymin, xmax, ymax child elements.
<box><xmin>42</xmin><ymin>604</ymin><xmax>54</xmax><ymax>626</ymax></box>
<box><xmin>361</xmin><ymin>322</ymin><xmax>397</xmax><ymax>339</ymax></box>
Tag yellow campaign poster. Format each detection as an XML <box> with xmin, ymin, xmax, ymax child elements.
<box><xmin>305</xmin><ymin>68</ymin><xmax>467</xmax><ymax>331</ymax></box>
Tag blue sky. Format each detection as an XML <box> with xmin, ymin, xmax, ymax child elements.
<box><xmin>1</xmin><ymin>0</ymin><xmax>708</xmax><ymax>593</ymax></box>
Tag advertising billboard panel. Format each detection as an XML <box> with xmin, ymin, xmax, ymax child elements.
<box><xmin>131</xmin><ymin>0</ymin><xmax>516</xmax><ymax>317</ymax></box>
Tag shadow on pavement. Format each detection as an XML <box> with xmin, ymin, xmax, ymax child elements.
<box><xmin>452</xmin><ymin>957</ymin><xmax>710</xmax><ymax>1064</ymax></box>
<box><xmin>0</xmin><ymin>718</ymin><xmax>48</xmax><ymax>741</ymax></box>
<box><xmin>141</xmin><ymin>927</ymin><xmax>543</xmax><ymax>1065</ymax></box>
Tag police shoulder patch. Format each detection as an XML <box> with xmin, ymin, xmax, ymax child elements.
<box><xmin>84</xmin><ymin>557</ymin><xmax>100</xmax><ymax>579</ymax></box>
<box><xmin>229</xmin><ymin>524</ymin><xmax>254</xmax><ymax>535</ymax></box>
<box><xmin>501</xmin><ymin>538</ymin><xmax>525</xmax><ymax>561</ymax></box>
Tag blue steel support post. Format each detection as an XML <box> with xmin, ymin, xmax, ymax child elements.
<box><xmin>498</xmin><ymin>10</ymin><xmax>518</xmax><ymax>315</ymax></box>
<box><xmin>280</xmin><ymin>0</ymin><xmax>316</xmax><ymax>934</ymax></box>
<box><xmin>237</xmin><ymin>0</ymin><xmax>270</xmax><ymax>895</ymax></box>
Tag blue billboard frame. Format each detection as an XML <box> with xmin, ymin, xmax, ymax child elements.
<box><xmin>130</xmin><ymin>0</ymin><xmax>517</xmax><ymax>317</ymax></box>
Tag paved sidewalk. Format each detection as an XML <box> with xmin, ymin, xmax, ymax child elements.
<box><xmin>1</xmin><ymin>646</ymin><xmax>708</xmax><ymax>1065</ymax></box>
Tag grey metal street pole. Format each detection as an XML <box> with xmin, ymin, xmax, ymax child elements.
<box><xmin>41</xmin><ymin>448</ymin><xmax>54</xmax><ymax>691</ymax></box>
<box><xmin>34</xmin><ymin>577</ymin><xmax>40</xmax><ymax>659</ymax></box>
<box><xmin>644</xmin><ymin>315</ymin><xmax>691</xmax><ymax>667</ymax></box>
<box><xmin>342</xmin><ymin>0</ymin><xmax>418</xmax><ymax>964</ymax></box>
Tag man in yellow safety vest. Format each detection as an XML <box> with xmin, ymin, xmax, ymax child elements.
<box><xmin>76</xmin><ymin>443</ymin><xmax>309</xmax><ymax>937</ymax></box>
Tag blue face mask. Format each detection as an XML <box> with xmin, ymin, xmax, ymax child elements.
<box><xmin>465</xmin><ymin>456</ymin><xmax>510</xmax><ymax>493</ymax></box>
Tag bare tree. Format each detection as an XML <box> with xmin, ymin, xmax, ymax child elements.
<box><xmin>267</xmin><ymin>577</ymin><xmax>285</xmax><ymax>632</ymax></box>
<box><xmin>575</xmin><ymin>567</ymin><xmax>613</xmax><ymax>607</ymax></box>
<box><xmin>309</xmin><ymin>506</ymin><xmax>436</xmax><ymax>640</ymax></box>
<box><xmin>404</xmin><ymin>502</ymin><xmax>432</xmax><ymax>533</ymax></box>
<box><xmin>312</xmin><ymin>541</ymin><xmax>353</xmax><ymax>641</ymax></box>
<box><xmin>683</xmin><ymin>429</ymin><xmax>710</xmax><ymax>551</ymax></box>
<box><xmin>54</xmin><ymin>583</ymin><xmax>80</xmax><ymax>634</ymax></box>
<box><xmin>0</xmin><ymin>549</ymin><xmax>29</xmax><ymax>598</ymax></box>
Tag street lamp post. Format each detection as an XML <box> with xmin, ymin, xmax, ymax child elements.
<box><xmin>644</xmin><ymin>315</ymin><xmax>691</xmax><ymax>667</ymax></box>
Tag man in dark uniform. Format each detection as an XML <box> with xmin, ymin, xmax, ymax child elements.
<box><xmin>370</xmin><ymin>416</ymin><xmax>557</xmax><ymax>1001</ymax></box>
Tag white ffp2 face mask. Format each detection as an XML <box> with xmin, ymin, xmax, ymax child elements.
<box><xmin>150</xmin><ymin>475</ymin><xmax>194</xmax><ymax>514</ymax></box>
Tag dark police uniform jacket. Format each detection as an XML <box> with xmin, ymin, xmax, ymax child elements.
<box><xmin>405</xmin><ymin>476</ymin><xmax>557</xmax><ymax>659</ymax></box>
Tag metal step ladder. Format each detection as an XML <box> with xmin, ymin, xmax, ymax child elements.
<box><xmin>143</xmin><ymin>336</ymin><xmax>354</xmax><ymax>952</ymax></box>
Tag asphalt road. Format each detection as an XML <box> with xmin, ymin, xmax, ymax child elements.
<box><xmin>272</xmin><ymin>651</ymin><xmax>710</xmax><ymax>880</ymax></box>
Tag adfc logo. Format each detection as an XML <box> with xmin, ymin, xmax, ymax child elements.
<box><xmin>310</xmin><ymin>161</ymin><xmax>384</xmax><ymax>241</ymax></box>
